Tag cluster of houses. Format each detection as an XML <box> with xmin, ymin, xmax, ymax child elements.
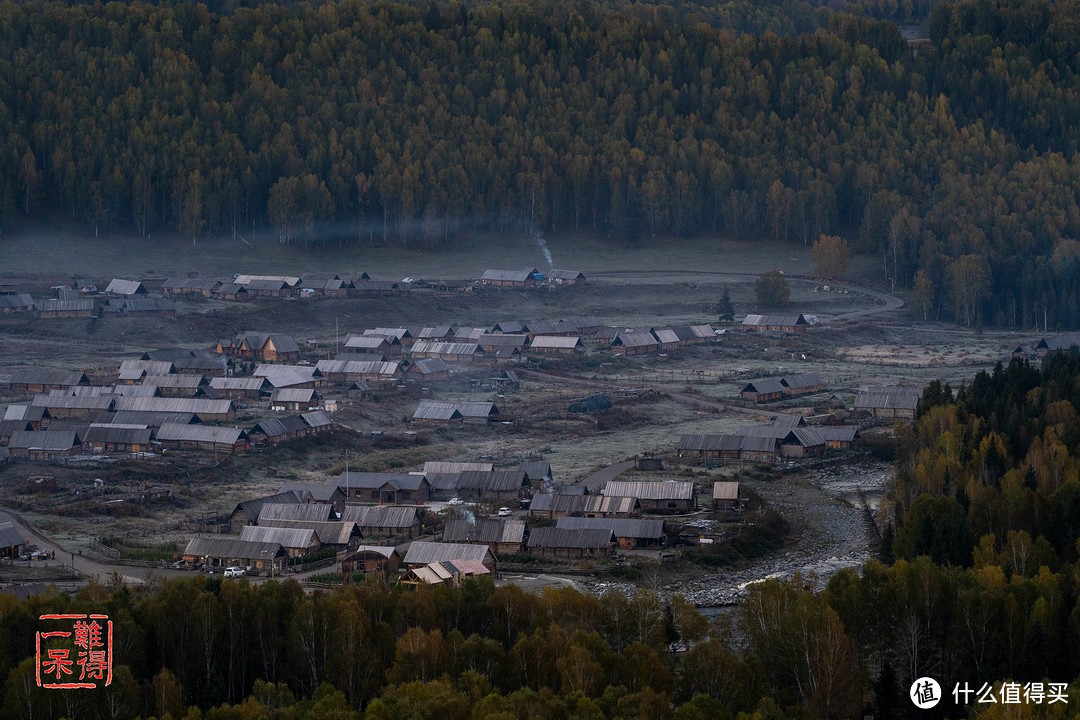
<box><xmin>185</xmin><ymin>458</ymin><xmax>743</xmax><ymax>583</ymax></box>
<box><xmin>0</xmin><ymin>359</ymin><xmax>340</xmax><ymax>459</ymax></box>
<box><xmin>2</xmin><ymin>268</ymin><xmax>593</xmax><ymax>321</ymax></box>
<box><xmin>739</xmin><ymin>373</ymin><xmax>826</xmax><ymax>402</ymax></box>
<box><xmin>678</xmin><ymin>415</ymin><xmax>860</xmax><ymax>464</ymax></box>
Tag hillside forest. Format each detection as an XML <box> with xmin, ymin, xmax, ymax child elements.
<box><xmin>3</xmin><ymin>0</ymin><xmax>1080</xmax><ymax>326</ymax></box>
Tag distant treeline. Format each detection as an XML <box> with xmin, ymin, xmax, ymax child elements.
<box><xmin>2</xmin><ymin>0</ymin><xmax>1080</xmax><ymax>326</ymax></box>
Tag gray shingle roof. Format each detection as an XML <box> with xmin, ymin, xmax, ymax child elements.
<box><xmin>443</xmin><ymin>519</ymin><xmax>525</xmax><ymax>544</ymax></box>
<box><xmin>8</xmin><ymin>431</ymin><xmax>80</xmax><ymax>450</ymax></box>
<box><xmin>556</xmin><ymin>517</ymin><xmax>664</xmax><ymax>538</ymax></box>
<box><xmin>403</xmin><ymin>542</ymin><xmax>493</xmax><ymax>565</ymax></box>
<box><xmin>0</xmin><ymin>522</ymin><xmax>28</xmax><ymax>548</ymax></box>
<box><xmin>251</xmin><ymin>416</ymin><xmax>309</xmax><ymax>438</ymax></box>
<box><xmin>257</xmin><ymin>503</ymin><xmax>336</xmax><ymax>522</ymax></box>
<box><xmin>183</xmin><ymin>538</ymin><xmax>282</xmax><ymax>561</ymax></box>
<box><xmin>105</xmin><ymin>279</ymin><xmax>145</xmax><ymax>295</ymax></box>
<box><xmin>527</xmin><ymin>527</ymin><xmax>614</xmax><ymax>549</ymax></box>
<box><xmin>9</xmin><ymin>371</ymin><xmax>89</xmax><ymax>387</ymax></box>
<box><xmin>239</xmin><ymin>526</ymin><xmax>317</xmax><ymax>549</ymax></box>
<box><xmin>155</xmin><ymin>424</ymin><xmax>245</xmax><ymax>444</ymax></box>
<box><xmin>603</xmin><ymin>481</ymin><xmax>694</xmax><ymax>500</ymax></box>
<box><xmin>340</xmin><ymin>505</ymin><xmax>418</xmax><ymax>528</ymax></box>
<box><xmin>335</xmin><ymin>472</ymin><xmax>428</xmax><ymax>491</ymax></box>
<box><xmin>742</xmin><ymin>378</ymin><xmax>786</xmax><ymax>395</ymax></box>
<box><xmin>259</xmin><ymin>520</ymin><xmax>360</xmax><ymax>545</ymax></box>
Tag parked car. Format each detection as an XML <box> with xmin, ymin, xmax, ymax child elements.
<box><xmin>224</xmin><ymin>566</ymin><xmax>245</xmax><ymax>578</ymax></box>
<box><xmin>498</xmin><ymin>507</ymin><xmax>512</xmax><ymax>517</ymax></box>
<box><xmin>448</xmin><ymin>498</ymin><xmax>464</xmax><ymax>506</ymax></box>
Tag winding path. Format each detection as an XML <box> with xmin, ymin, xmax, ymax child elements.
<box><xmin>585</xmin><ymin>269</ymin><xmax>904</xmax><ymax>323</ymax></box>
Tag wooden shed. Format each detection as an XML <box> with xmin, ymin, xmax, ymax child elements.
<box><xmin>155</xmin><ymin>424</ymin><xmax>247</xmax><ymax>454</ymax></box>
<box><xmin>341</xmin><ymin>546</ymin><xmax>400</xmax><ymax>583</ymax></box>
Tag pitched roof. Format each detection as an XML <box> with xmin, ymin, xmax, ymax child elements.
<box><xmin>301</xmin><ymin>410</ymin><xmax>333</xmax><ymax>428</ymax></box>
<box><xmin>232</xmin><ymin>492</ymin><xmax>302</xmax><ymax>523</ymax></box>
<box><xmin>348</xmin><ymin>279</ymin><xmax>398</xmax><ymax>291</ymax></box>
<box><xmin>548</xmin><ymin>270</ymin><xmax>586</xmax><ymax>280</ymax></box>
<box><xmin>491</xmin><ymin>321</ymin><xmax>526</xmax><ymax>333</ymax></box>
<box><xmin>409</xmin><ymin>358</ymin><xmax>451</xmax><ymax>375</ymax></box>
<box><xmin>315</xmin><ymin>359</ymin><xmax>401</xmax><ymax>376</ymax></box>
<box><xmin>602</xmin><ymin>481</ymin><xmax>694</xmax><ymax>500</ymax></box>
<box><xmin>527</xmin><ymin>527</ymin><xmax>614</xmax><ymax>549</ymax></box>
<box><xmin>119</xmin><ymin>360</ymin><xmax>174</xmax><ymax>376</ymax></box>
<box><xmin>233</xmin><ymin>275</ymin><xmax>301</xmax><ymax>287</ymax></box>
<box><xmin>260</xmin><ymin>520</ymin><xmax>360</xmax><ymax>545</ymax></box>
<box><xmin>678</xmin><ymin>434</ymin><xmax>744</xmax><ymax>452</ymax></box>
<box><xmin>781</xmin><ymin>428</ymin><xmax>826</xmax><ymax>447</ymax></box>
<box><xmin>209</xmin><ymin>377</ymin><xmax>271</xmax><ymax>391</ymax></box>
<box><xmin>614</xmin><ymin>332</ymin><xmax>658</xmax><ymax>348</ymax></box>
<box><xmin>0</xmin><ymin>521</ymin><xmax>28</xmax><ymax>548</ymax></box>
<box><xmin>424</xmin><ymin>461</ymin><xmax>493</xmax><ymax>473</ymax></box>
<box><xmin>183</xmin><ymin>538</ymin><xmax>282</xmax><ymax>561</ymax></box>
<box><xmin>343</xmin><ymin>335</ymin><xmax>392</xmax><ymax>350</ymax></box>
<box><xmin>443</xmin><ymin>519</ymin><xmax>525</xmax><ymax>544</ymax></box>
<box><xmin>113</xmin><ymin>397</ymin><xmax>234</xmax><ymax>415</ymax></box>
<box><xmin>520</xmin><ymin>461</ymin><xmax>552</xmax><ymax>480</ymax></box>
<box><xmin>245</xmin><ymin>280</ymin><xmax>287</xmax><ymax>291</ymax></box>
<box><xmin>276</xmin><ymin>482</ymin><xmax>342</xmax><ymax>502</ymax></box>
<box><xmin>556</xmin><ymin>517</ymin><xmax>664</xmax><ymax>538</ymax></box>
<box><xmin>403</xmin><ymin>541</ymin><xmax>494</xmax><ymax>565</ymax></box>
<box><xmin>854</xmin><ymin>390</ymin><xmax>921</xmax><ymax>410</ymax></box>
<box><xmin>38</xmin><ymin>299</ymin><xmax>94</xmax><ymax>312</ymax></box>
<box><xmin>112</xmin><ymin>411</ymin><xmax>200</xmax><ymax>427</ymax></box>
<box><xmin>336</xmin><ymin>472</ymin><xmax>428</xmax><ymax>491</ymax></box>
<box><xmin>739</xmin><ymin>435</ymin><xmax>779</xmax><ymax>453</ymax></box>
<box><xmin>142</xmin><ymin>374</ymin><xmax>205</xmax><ymax>388</ymax></box>
<box><xmin>817</xmin><ymin>426</ymin><xmax>859</xmax><ymax>442</ymax></box>
<box><xmin>712</xmin><ymin>482</ymin><xmax>740</xmax><ymax>501</ymax></box>
<box><xmin>236</xmin><ymin>333</ymin><xmax>301</xmax><ymax>354</ymax></box>
<box><xmin>122</xmin><ymin>298</ymin><xmax>176</xmax><ymax>313</ymax></box>
<box><xmin>454</xmin><ymin>327</ymin><xmax>486</xmax><ymax>340</ymax></box>
<box><xmin>440</xmin><ymin>470</ymin><xmax>528</xmax><ymax>492</ymax></box>
<box><xmin>105</xmin><ymin>279</ymin><xmax>145</xmax><ymax>295</ymax></box>
<box><xmin>743</xmin><ymin>313</ymin><xmax>807</xmax><ymax>327</ymax></box>
<box><xmin>82</xmin><ymin>426</ymin><xmax>152</xmax><ymax>445</ymax></box>
<box><xmin>270</xmin><ymin>388</ymin><xmax>316</xmax><ymax>403</ymax></box>
<box><xmin>529</xmin><ymin>336</ymin><xmax>583</xmax><ymax>349</ymax></box>
<box><xmin>251</xmin><ymin>415</ymin><xmax>310</xmax><ymax>438</ymax></box>
<box><xmin>31</xmin><ymin>395</ymin><xmax>115</xmax><ymax>411</ymax></box>
<box><xmin>477</xmin><ymin>333</ymin><xmax>529</xmax><ymax>347</ymax></box>
<box><xmin>8</xmin><ymin>431</ymin><xmax>81</xmax><ymax>450</ymax></box>
<box><xmin>341</xmin><ymin>505</ymin><xmax>419</xmax><ymax>528</ymax></box>
<box><xmin>410</xmin><ymin>341</ymin><xmax>479</xmax><ymax>356</ymax></box>
<box><xmin>258</xmin><ymin>503</ymin><xmax>336</xmax><ymax>522</ymax></box>
<box><xmin>482</xmin><ymin>269</ymin><xmax>534</xmax><ymax>283</ymax></box>
<box><xmin>781</xmin><ymin>373</ymin><xmax>825</xmax><ymax>390</ymax></box>
<box><xmin>239</xmin><ymin>525</ymin><xmax>317</xmax><ymax>548</ymax></box>
<box><xmin>364</xmin><ymin>327</ymin><xmax>410</xmax><ymax>340</ymax></box>
<box><xmin>529</xmin><ymin>494</ymin><xmax>639</xmax><ymax>515</ymax></box>
<box><xmin>742</xmin><ymin>378</ymin><xmax>786</xmax><ymax>395</ymax></box>
<box><xmin>155</xmin><ymin>424</ymin><xmax>246</xmax><ymax>444</ymax></box>
<box><xmin>9</xmin><ymin>370</ymin><xmax>90</xmax><ymax>387</ymax></box>
<box><xmin>412</xmin><ymin>404</ymin><xmax>462</xmax><ymax>421</ymax></box>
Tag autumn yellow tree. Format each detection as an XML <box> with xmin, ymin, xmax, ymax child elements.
<box><xmin>812</xmin><ymin>234</ymin><xmax>850</xmax><ymax>277</ymax></box>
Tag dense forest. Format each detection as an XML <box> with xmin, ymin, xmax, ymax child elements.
<box><xmin>2</xmin><ymin>558</ymin><xmax>1077</xmax><ymax>720</ymax></box>
<box><xmin>3</xmin><ymin>0</ymin><xmax>1080</xmax><ymax>327</ymax></box>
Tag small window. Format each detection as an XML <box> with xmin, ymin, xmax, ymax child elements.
<box><xmin>668</xmin><ymin>502</ymin><xmax>676</xmax><ymax>508</ymax></box>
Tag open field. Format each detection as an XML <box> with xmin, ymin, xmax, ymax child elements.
<box><xmin>1</xmin><ymin>218</ymin><xmax>886</xmax><ymax>288</ymax></box>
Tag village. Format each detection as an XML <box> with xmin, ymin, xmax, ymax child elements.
<box><xmin>0</xmin><ymin>263</ymin><xmax>1057</xmax><ymax>600</ymax></box>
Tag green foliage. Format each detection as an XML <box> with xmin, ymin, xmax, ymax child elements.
<box><xmin>754</xmin><ymin>271</ymin><xmax>790</xmax><ymax>309</ymax></box>
<box><xmin>717</xmin><ymin>288</ymin><xmax>736</xmax><ymax>324</ymax></box>
<box><xmin>684</xmin><ymin>510</ymin><xmax>788</xmax><ymax>567</ymax></box>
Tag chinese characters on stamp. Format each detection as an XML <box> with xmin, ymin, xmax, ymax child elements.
<box><xmin>36</xmin><ymin>614</ymin><xmax>112</xmax><ymax>689</ymax></box>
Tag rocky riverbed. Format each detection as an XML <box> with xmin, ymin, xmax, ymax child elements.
<box><xmin>580</xmin><ymin>461</ymin><xmax>892</xmax><ymax>606</ymax></box>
